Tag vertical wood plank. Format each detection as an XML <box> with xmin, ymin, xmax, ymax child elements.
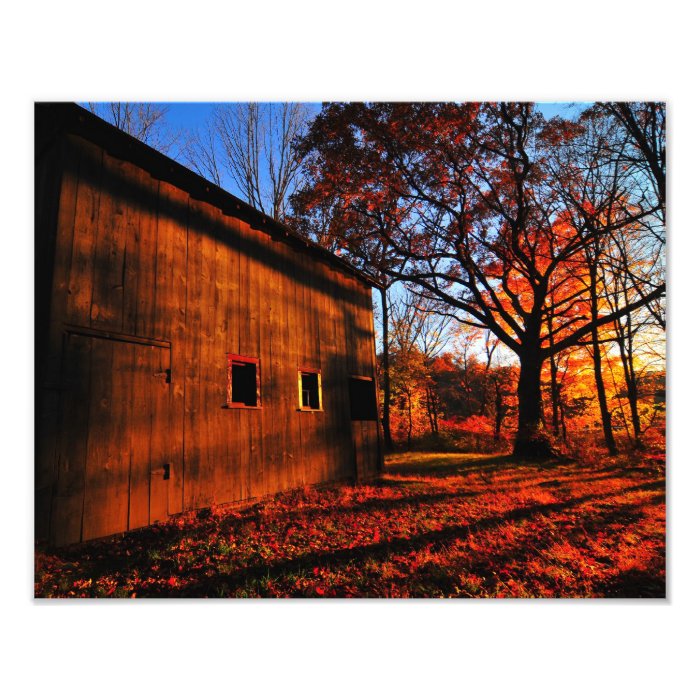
<box><xmin>51</xmin><ymin>333</ymin><xmax>91</xmax><ymax>546</ymax></box>
<box><xmin>316</xmin><ymin>261</ymin><xmax>332</xmax><ymax>484</ymax></box>
<box><xmin>90</xmin><ymin>151</ymin><xmax>129</xmax><ymax>331</ymax></box>
<box><xmin>66</xmin><ymin>139</ymin><xmax>103</xmax><ymax>326</ymax></box>
<box><xmin>36</xmin><ymin>137</ymin><xmax>70</xmax><ymax>388</ymax></box>
<box><xmin>278</xmin><ymin>237</ymin><xmax>296</xmax><ymax>489</ymax></box>
<box><xmin>269</xmin><ymin>239</ymin><xmax>288</xmax><ymax>493</ymax></box>
<box><xmin>260</xmin><ymin>232</ymin><xmax>277</xmax><ymax>495</ymax></box>
<box><xmin>149</xmin><ymin>345</ymin><xmax>171</xmax><ymax>523</ymax></box>
<box><xmin>122</xmin><ymin>164</ymin><xmax>141</xmax><ymax>337</ymax></box>
<box><xmin>82</xmin><ymin>338</ymin><xmax>131</xmax><ymax>541</ymax></box>
<box><xmin>322</xmin><ymin>267</ymin><xmax>338</xmax><ymax>484</ymax></box>
<box><xmin>128</xmin><ymin>342</ymin><xmax>150</xmax><ymax>530</ymax></box>
<box><xmin>194</xmin><ymin>199</ymin><xmax>217</xmax><ymax>507</ymax></box>
<box><xmin>132</xmin><ymin>167</ymin><xmax>160</xmax><ymax>339</ymax></box>
<box><xmin>36</xmin><ymin>136</ymin><xmax>80</xmax><ymax>540</ymax></box>
<box><xmin>330</xmin><ymin>269</ymin><xmax>346</xmax><ymax>480</ymax></box>
<box><xmin>339</xmin><ymin>276</ymin><xmax>356</xmax><ymax>479</ymax></box>
<box><xmin>183</xmin><ymin>195</ymin><xmax>202</xmax><ymax>510</ymax></box>
<box><xmin>157</xmin><ymin>180</ymin><xmax>187</xmax><ymax>515</ymax></box>
<box><xmin>214</xmin><ymin>216</ymin><xmax>234</xmax><ymax>505</ymax></box>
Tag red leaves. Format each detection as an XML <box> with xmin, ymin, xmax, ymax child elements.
<box><xmin>34</xmin><ymin>453</ymin><xmax>665</xmax><ymax>598</ymax></box>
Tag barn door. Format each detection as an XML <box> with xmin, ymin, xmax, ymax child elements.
<box><xmin>52</xmin><ymin>333</ymin><xmax>172</xmax><ymax>545</ymax></box>
<box><xmin>348</xmin><ymin>376</ymin><xmax>380</xmax><ymax>482</ymax></box>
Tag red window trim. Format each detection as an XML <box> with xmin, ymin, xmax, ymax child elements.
<box><xmin>226</xmin><ymin>353</ymin><xmax>261</xmax><ymax>408</ymax></box>
<box><xmin>298</xmin><ymin>366</ymin><xmax>321</xmax><ymax>375</ymax></box>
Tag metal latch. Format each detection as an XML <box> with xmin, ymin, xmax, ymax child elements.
<box><xmin>151</xmin><ymin>464</ymin><xmax>171</xmax><ymax>480</ymax></box>
<box><xmin>154</xmin><ymin>369</ymin><xmax>171</xmax><ymax>383</ymax></box>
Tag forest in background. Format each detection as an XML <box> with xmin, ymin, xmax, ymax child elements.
<box><xmin>373</xmin><ymin>290</ymin><xmax>664</xmax><ymax>459</ymax></box>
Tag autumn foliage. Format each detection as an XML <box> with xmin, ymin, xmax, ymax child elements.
<box><xmin>292</xmin><ymin>102</ymin><xmax>665</xmax><ymax>459</ymax></box>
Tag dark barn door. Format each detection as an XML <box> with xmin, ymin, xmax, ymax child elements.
<box><xmin>348</xmin><ymin>376</ymin><xmax>380</xmax><ymax>482</ymax></box>
<box><xmin>51</xmin><ymin>333</ymin><xmax>172</xmax><ymax>545</ymax></box>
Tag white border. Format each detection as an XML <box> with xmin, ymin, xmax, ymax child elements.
<box><xmin>5</xmin><ymin>2</ymin><xmax>697</xmax><ymax>698</ymax></box>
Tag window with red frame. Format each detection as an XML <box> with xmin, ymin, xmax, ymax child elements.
<box><xmin>227</xmin><ymin>354</ymin><xmax>260</xmax><ymax>407</ymax></box>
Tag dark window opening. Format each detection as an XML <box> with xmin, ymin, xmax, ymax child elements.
<box><xmin>299</xmin><ymin>369</ymin><xmax>321</xmax><ymax>410</ymax></box>
<box><xmin>349</xmin><ymin>376</ymin><xmax>378</xmax><ymax>420</ymax></box>
<box><xmin>227</xmin><ymin>354</ymin><xmax>260</xmax><ymax>407</ymax></box>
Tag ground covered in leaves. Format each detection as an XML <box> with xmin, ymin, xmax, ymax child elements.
<box><xmin>35</xmin><ymin>453</ymin><xmax>665</xmax><ymax>598</ymax></box>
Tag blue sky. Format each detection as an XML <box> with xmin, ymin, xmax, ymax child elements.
<box><xmin>158</xmin><ymin>101</ymin><xmax>588</xmax><ymax>201</ymax></box>
<box><xmin>162</xmin><ymin>101</ymin><xmax>322</xmax><ymax>136</ymax></box>
<box><xmin>163</xmin><ymin>101</ymin><xmax>585</xmax><ymax>133</ymax></box>
<box><xmin>537</xmin><ymin>102</ymin><xmax>588</xmax><ymax>120</ymax></box>
<box><xmin>162</xmin><ymin>102</ymin><xmax>218</xmax><ymax>131</ymax></box>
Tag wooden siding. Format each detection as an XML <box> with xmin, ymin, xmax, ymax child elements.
<box><xmin>36</xmin><ymin>129</ymin><xmax>381</xmax><ymax>546</ymax></box>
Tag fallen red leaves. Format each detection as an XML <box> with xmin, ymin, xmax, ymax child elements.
<box><xmin>34</xmin><ymin>452</ymin><xmax>665</xmax><ymax>598</ymax></box>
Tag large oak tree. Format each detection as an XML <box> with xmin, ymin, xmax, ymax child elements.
<box><xmin>294</xmin><ymin>102</ymin><xmax>665</xmax><ymax>458</ymax></box>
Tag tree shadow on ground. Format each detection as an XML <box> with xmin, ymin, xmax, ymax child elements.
<box><xmin>169</xmin><ymin>479</ymin><xmax>664</xmax><ymax>597</ymax></box>
<box><xmin>41</xmin><ymin>486</ymin><xmax>477</xmax><ymax>584</ymax></box>
<box><xmin>36</xmin><ymin>455</ymin><xmax>665</xmax><ymax>599</ymax></box>
<box><xmin>600</xmin><ymin>569</ymin><xmax>665</xmax><ymax>598</ymax></box>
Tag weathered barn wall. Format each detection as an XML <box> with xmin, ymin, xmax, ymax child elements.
<box><xmin>36</xmin><ymin>112</ymin><xmax>381</xmax><ymax>546</ymax></box>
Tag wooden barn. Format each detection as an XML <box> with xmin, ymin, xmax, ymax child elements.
<box><xmin>35</xmin><ymin>103</ymin><xmax>382</xmax><ymax>547</ymax></box>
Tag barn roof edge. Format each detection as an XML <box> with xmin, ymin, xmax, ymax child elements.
<box><xmin>35</xmin><ymin>102</ymin><xmax>380</xmax><ymax>290</ymax></box>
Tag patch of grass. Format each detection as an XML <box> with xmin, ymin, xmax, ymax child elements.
<box><xmin>385</xmin><ymin>451</ymin><xmax>511</xmax><ymax>472</ymax></box>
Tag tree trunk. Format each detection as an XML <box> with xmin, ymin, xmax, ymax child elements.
<box><xmin>586</xmin><ymin>253</ymin><xmax>617</xmax><ymax>455</ymax></box>
<box><xmin>617</xmin><ymin>314</ymin><xmax>642</xmax><ymax>449</ymax></box>
<box><xmin>513</xmin><ymin>350</ymin><xmax>555</xmax><ymax>459</ymax></box>
<box><xmin>559</xmin><ymin>401</ymin><xmax>567</xmax><ymax>443</ymax></box>
<box><xmin>494</xmin><ymin>380</ymin><xmax>504</xmax><ymax>441</ymax></box>
<box><xmin>379</xmin><ymin>285</ymin><xmax>394</xmax><ymax>451</ymax></box>
<box><xmin>426</xmin><ymin>387</ymin><xmax>439</xmax><ymax>434</ymax></box>
<box><xmin>406</xmin><ymin>389</ymin><xmax>413</xmax><ymax>448</ymax></box>
<box><xmin>547</xmin><ymin>317</ymin><xmax>559</xmax><ymax>437</ymax></box>
<box><xmin>591</xmin><ymin>325</ymin><xmax>618</xmax><ymax>456</ymax></box>
<box><xmin>627</xmin><ymin>377</ymin><xmax>642</xmax><ymax>449</ymax></box>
